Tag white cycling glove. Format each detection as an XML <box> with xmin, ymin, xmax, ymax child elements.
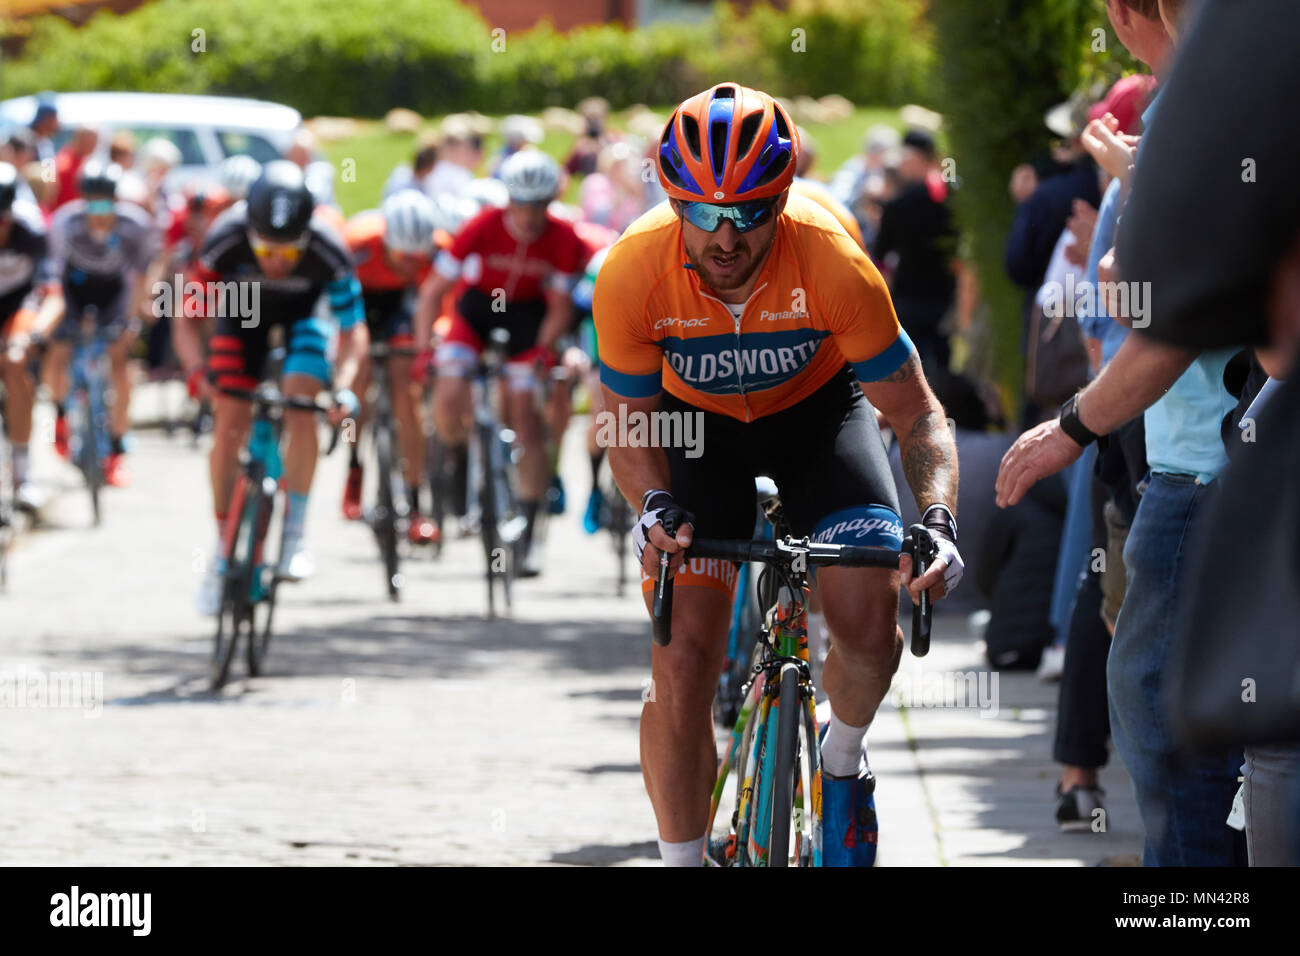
<box><xmin>921</xmin><ymin>504</ymin><xmax>964</xmax><ymax>594</ymax></box>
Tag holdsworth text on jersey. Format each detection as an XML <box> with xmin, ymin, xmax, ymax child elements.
<box><xmin>594</xmin><ymin>405</ymin><xmax>705</xmax><ymax>459</ymax></box>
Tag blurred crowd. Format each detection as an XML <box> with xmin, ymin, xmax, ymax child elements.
<box><xmin>991</xmin><ymin>0</ymin><xmax>1300</xmax><ymax>867</ymax></box>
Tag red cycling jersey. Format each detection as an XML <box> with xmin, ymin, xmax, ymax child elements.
<box><xmin>434</xmin><ymin>205</ymin><xmax>586</xmax><ymax>302</ymax></box>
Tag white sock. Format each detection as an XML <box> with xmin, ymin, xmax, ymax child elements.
<box><xmin>658</xmin><ymin>834</ymin><xmax>706</xmax><ymax>867</ymax></box>
<box><xmin>11</xmin><ymin>444</ymin><xmax>29</xmax><ymax>485</ymax></box>
<box><xmin>821</xmin><ymin>706</ymin><xmax>869</xmax><ymax>778</ymax></box>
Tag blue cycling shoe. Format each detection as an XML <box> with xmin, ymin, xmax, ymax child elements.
<box><xmin>819</xmin><ymin>724</ymin><xmax>878</xmax><ymax>867</ymax></box>
<box><xmin>582</xmin><ymin>486</ymin><xmax>603</xmax><ymax>534</ymax></box>
<box><xmin>547</xmin><ymin>474</ymin><xmax>566</xmax><ymax>516</ymax></box>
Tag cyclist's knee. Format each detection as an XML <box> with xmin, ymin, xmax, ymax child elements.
<box><xmin>819</xmin><ymin>569</ymin><xmax>903</xmax><ymax>665</ymax></box>
<box><xmin>653</xmin><ymin>640</ymin><xmax>726</xmax><ymax>716</ymax></box>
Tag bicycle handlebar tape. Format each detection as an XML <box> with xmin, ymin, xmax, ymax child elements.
<box><xmin>651</xmin><ymin>512</ymin><xmax>680</xmax><ymax>647</ymax></box>
<box><xmin>908</xmin><ymin>524</ymin><xmax>936</xmax><ymax>658</ymax></box>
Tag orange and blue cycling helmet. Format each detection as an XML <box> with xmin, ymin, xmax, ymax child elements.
<box><xmin>657</xmin><ymin>83</ymin><xmax>799</xmax><ymax>204</ymax></box>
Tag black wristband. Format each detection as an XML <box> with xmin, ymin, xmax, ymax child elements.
<box><xmin>640</xmin><ymin>489</ymin><xmax>673</xmax><ymax>516</ymax></box>
<box><xmin>921</xmin><ymin>503</ymin><xmax>957</xmax><ymax>543</ymax></box>
<box><xmin>1059</xmin><ymin>393</ymin><xmax>1101</xmax><ymax>448</ymax></box>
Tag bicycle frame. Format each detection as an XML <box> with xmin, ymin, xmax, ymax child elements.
<box><xmin>708</xmin><ymin>564</ymin><xmax>822</xmax><ymax>866</ymax></box>
<box><xmin>222</xmin><ymin>406</ymin><xmax>283</xmax><ymax>606</ymax></box>
<box><xmin>655</xmin><ymin>529</ymin><xmax>936</xmax><ymax>868</ymax></box>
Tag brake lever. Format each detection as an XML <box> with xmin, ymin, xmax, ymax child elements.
<box><xmin>651</xmin><ymin>513</ymin><xmax>678</xmax><ymax>647</ymax></box>
<box><xmin>906</xmin><ymin>524</ymin><xmax>936</xmax><ymax>657</ymax></box>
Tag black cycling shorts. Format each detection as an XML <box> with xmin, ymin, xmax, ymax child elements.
<box><xmin>661</xmin><ymin>366</ymin><xmax>904</xmax><ymax>549</ymax></box>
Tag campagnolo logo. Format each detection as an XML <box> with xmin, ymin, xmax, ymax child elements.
<box><xmin>757</xmin><ymin>309</ymin><xmax>811</xmax><ymax>321</ymax></box>
<box><xmin>653</xmin><ymin>316</ymin><xmax>710</xmax><ymax>331</ymax></box>
<box><xmin>810</xmin><ymin>516</ymin><xmax>904</xmax><ymax>544</ymax></box>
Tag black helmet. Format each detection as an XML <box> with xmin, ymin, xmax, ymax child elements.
<box><xmin>78</xmin><ymin>160</ymin><xmax>122</xmax><ymax>201</ymax></box>
<box><xmin>246</xmin><ymin>160</ymin><xmax>314</xmax><ymax>241</ymax></box>
<box><xmin>0</xmin><ymin>162</ymin><xmax>18</xmax><ymax>214</ymax></box>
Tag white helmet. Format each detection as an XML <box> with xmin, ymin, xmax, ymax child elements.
<box><xmin>381</xmin><ymin>190</ymin><xmax>438</xmax><ymax>255</ymax></box>
<box><xmin>139</xmin><ymin>137</ymin><xmax>182</xmax><ymax>171</ymax></box>
<box><xmin>500</xmin><ymin>149</ymin><xmax>561</xmax><ymax>203</ymax></box>
<box><xmin>429</xmin><ymin>191</ymin><xmax>474</xmax><ymax>237</ymax></box>
<box><xmin>462</xmin><ymin>177</ymin><xmax>509</xmax><ymax>212</ymax></box>
<box><xmin>218</xmin><ymin>154</ymin><xmax>263</xmax><ymax>201</ymax></box>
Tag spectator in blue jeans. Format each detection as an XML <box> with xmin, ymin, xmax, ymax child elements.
<box><xmin>995</xmin><ymin>3</ymin><xmax>1247</xmax><ymax>863</ymax></box>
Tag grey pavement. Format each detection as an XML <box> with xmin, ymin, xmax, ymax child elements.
<box><xmin>0</xmin><ymin>382</ymin><xmax>1140</xmax><ymax>865</ymax></box>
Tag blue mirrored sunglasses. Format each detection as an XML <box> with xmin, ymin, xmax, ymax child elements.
<box><xmin>679</xmin><ymin>197</ymin><xmax>778</xmax><ymax>234</ymax></box>
<box><xmin>85</xmin><ymin>199</ymin><xmax>115</xmax><ymax>215</ymax></box>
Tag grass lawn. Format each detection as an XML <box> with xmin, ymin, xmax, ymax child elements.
<box><xmin>319</xmin><ymin>106</ymin><xmax>906</xmax><ymax>217</ymax></box>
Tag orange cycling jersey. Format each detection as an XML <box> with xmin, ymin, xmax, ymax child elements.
<box><xmin>790</xmin><ymin>178</ymin><xmax>864</xmax><ymax>249</ymax></box>
<box><xmin>344</xmin><ymin>210</ymin><xmax>435</xmax><ymax>292</ymax></box>
<box><xmin>593</xmin><ymin>192</ymin><xmax>913</xmax><ymax>422</ymax></box>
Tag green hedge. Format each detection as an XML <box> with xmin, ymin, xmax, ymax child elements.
<box><xmin>1</xmin><ymin>0</ymin><xmax>933</xmax><ymax>114</ymax></box>
<box><xmin>931</xmin><ymin>0</ymin><xmax>1108</xmax><ymax>402</ymax></box>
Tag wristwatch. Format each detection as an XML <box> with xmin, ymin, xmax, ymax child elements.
<box><xmin>1059</xmin><ymin>393</ymin><xmax>1101</xmax><ymax>447</ymax></box>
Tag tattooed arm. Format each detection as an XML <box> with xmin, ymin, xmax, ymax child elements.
<box><xmin>860</xmin><ymin>353</ymin><xmax>960</xmax><ymax>600</ymax></box>
<box><xmin>859</xmin><ymin>354</ymin><xmax>958</xmax><ymax>515</ymax></box>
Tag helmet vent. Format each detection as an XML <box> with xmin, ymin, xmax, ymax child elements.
<box><xmin>709</xmin><ymin>121</ymin><xmax>728</xmax><ymax>181</ymax></box>
<box><xmin>737</xmin><ymin>112</ymin><xmax>762</xmax><ymax>158</ymax></box>
<box><xmin>772</xmin><ymin>106</ymin><xmax>791</xmax><ymax>141</ymax></box>
<box><xmin>681</xmin><ymin>114</ymin><xmax>702</xmax><ymax>162</ymax></box>
<box><xmin>659</xmin><ymin>153</ymin><xmax>687</xmax><ymax>190</ymax></box>
<box><xmin>752</xmin><ymin>149</ymin><xmax>791</xmax><ymax>188</ymax></box>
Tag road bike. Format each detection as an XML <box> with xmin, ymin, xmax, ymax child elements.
<box><xmin>652</xmin><ymin>518</ymin><xmax>936</xmax><ymax>867</ymax></box>
<box><xmin>0</xmin><ymin>370</ymin><xmax>13</xmax><ymax>589</ymax></box>
<box><xmin>593</xmin><ymin>455</ymin><xmax>634</xmax><ymax>596</ymax></box>
<box><xmin>429</xmin><ymin>328</ymin><xmax>526</xmax><ymax>618</ymax></box>
<box><xmin>714</xmin><ymin>479</ymin><xmax>782</xmax><ymax>728</ymax></box>
<box><xmin>363</xmin><ymin>340</ymin><xmax>420</xmax><ymax>601</ymax></box>
<box><xmin>66</xmin><ymin>309</ymin><xmax>113</xmax><ymax>526</ymax></box>
<box><xmin>210</xmin><ymin>381</ymin><xmax>337</xmax><ymax>690</ymax></box>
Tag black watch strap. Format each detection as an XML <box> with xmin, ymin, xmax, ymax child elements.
<box><xmin>1059</xmin><ymin>393</ymin><xmax>1100</xmax><ymax>447</ymax></box>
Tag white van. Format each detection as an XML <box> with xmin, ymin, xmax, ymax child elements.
<box><xmin>0</xmin><ymin>91</ymin><xmax>303</xmax><ymax>184</ymax></box>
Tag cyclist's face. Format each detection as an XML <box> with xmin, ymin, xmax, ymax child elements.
<box><xmin>675</xmin><ymin>194</ymin><xmax>786</xmax><ymax>294</ymax></box>
<box><xmin>385</xmin><ymin>248</ymin><xmax>428</xmax><ymax>282</ymax></box>
<box><xmin>505</xmin><ymin>199</ymin><xmax>550</xmax><ymax>242</ymax></box>
<box><xmin>249</xmin><ymin>232</ymin><xmax>305</xmax><ymax>278</ymax></box>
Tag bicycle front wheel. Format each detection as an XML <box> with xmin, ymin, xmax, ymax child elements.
<box><xmin>212</xmin><ymin>565</ymin><xmax>249</xmax><ymax>689</ymax></box>
<box><xmin>374</xmin><ymin>420</ymin><xmax>401</xmax><ymax>600</ymax></box>
<box><xmin>246</xmin><ymin>486</ymin><xmax>278</xmax><ymax>677</ymax></box>
<box><xmin>768</xmin><ymin>662</ymin><xmax>804</xmax><ymax>867</ymax></box>
<box><xmin>72</xmin><ymin>391</ymin><xmax>102</xmax><ymax>526</ymax></box>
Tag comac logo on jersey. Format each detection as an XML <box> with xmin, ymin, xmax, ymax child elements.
<box><xmin>653</xmin><ymin>316</ymin><xmax>711</xmax><ymax>331</ymax></box>
<box><xmin>662</xmin><ymin>327</ymin><xmax>831</xmax><ymax>395</ymax></box>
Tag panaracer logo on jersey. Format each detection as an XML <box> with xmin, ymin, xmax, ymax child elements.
<box><xmin>653</xmin><ymin>316</ymin><xmax>710</xmax><ymax>331</ymax></box>
<box><xmin>49</xmin><ymin>886</ymin><xmax>151</xmax><ymax>936</ymax></box>
<box><xmin>757</xmin><ymin>309</ymin><xmax>810</xmax><ymax>322</ymax></box>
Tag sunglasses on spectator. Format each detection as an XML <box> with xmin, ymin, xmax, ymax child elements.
<box><xmin>679</xmin><ymin>197</ymin><xmax>779</xmax><ymax>234</ymax></box>
<box><xmin>85</xmin><ymin>199</ymin><xmax>115</xmax><ymax>215</ymax></box>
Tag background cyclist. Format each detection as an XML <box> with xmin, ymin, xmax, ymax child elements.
<box><xmin>414</xmin><ymin>149</ymin><xmax>586</xmax><ymax>575</ymax></box>
<box><xmin>172</xmin><ymin>161</ymin><xmax>367</xmax><ymax>612</ymax></box>
<box><xmin>341</xmin><ymin>190</ymin><xmax>443</xmax><ymax>545</ymax></box>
